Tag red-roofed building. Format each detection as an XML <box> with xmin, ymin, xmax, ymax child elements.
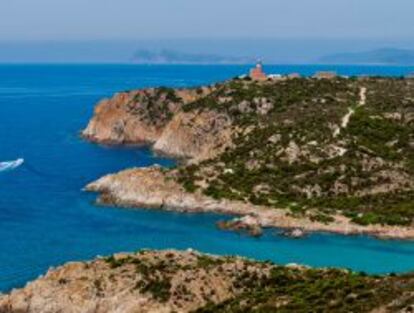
<box><xmin>250</xmin><ymin>61</ymin><xmax>267</xmax><ymax>81</ymax></box>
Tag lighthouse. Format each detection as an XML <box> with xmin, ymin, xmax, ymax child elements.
<box><xmin>249</xmin><ymin>60</ymin><xmax>267</xmax><ymax>81</ymax></box>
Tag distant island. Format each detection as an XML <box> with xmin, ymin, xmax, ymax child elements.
<box><xmin>318</xmin><ymin>48</ymin><xmax>414</xmax><ymax>65</ymax></box>
<box><xmin>131</xmin><ymin>49</ymin><xmax>254</xmax><ymax>64</ymax></box>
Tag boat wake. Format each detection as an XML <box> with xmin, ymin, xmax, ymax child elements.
<box><xmin>0</xmin><ymin>158</ymin><xmax>24</xmax><ymax>172</ymax></box>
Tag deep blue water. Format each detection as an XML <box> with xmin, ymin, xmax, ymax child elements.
<box><xmin>1</xmin><ymin>64</ymin><xmax>414</xmax><ymax>292</ymax></box>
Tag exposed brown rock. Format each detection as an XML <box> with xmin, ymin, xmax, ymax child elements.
<box><xmin>82</xmin><ymin>91</ymin><xmax>165</xmax><ymax>144</ymax></box>
<box><xmin>217</xmin><ymin>216</ymin><xmax>263</xmax><ymax>237</ymax></box>
<box><xmin>153</xmin><ymin>110</ymin><xmax>233</xmax><ymax>161</ymax></box>
<box><xmin>82</xmin><ymin>87</ymin><xmax>231</xmax><ymax>161</ymax></box>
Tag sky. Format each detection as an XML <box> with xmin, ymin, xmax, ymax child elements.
<box><xmin>0</xmin><ymin>0</ymin><xmax>413</xmax><ymax>40</ymax></box>
<box><xmin>0</xmin><ymin>0</ymin><xmax>413</xmax><ymax>63</ymax></box>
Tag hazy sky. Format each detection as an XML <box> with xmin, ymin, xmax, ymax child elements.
<box><xmin>0</xmin><ymin>0</ymin><xmax>413</xmax><ymax>40</ymax></box>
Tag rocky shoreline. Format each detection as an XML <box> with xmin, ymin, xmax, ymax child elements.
<box><xmin>85</xmin><ymin>166</ymin><xmax>414</xmax><ymax>240</ymax></box>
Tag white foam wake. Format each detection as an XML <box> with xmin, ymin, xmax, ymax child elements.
<box><xmin>0</xmin><ymin>158</ymin><xmax>24</xmax><ymax>172</ymax></box>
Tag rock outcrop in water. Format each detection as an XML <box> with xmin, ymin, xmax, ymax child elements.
<box><xmin>83</xmin><ymin>76</ymin><xmax>414</xmax><ymax>239</ymax></box>
<box><xmin>1</xmin><ymin>250</ymin><xmax>413</xmax><ymax>313</ymax></box>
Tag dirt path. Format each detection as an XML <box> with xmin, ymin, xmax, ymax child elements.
<box><xmin>334</xmin><ymin>87</ymin><xmax>367</xmax><ymax>137</ymax></box>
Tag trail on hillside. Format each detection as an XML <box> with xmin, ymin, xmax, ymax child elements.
<box><xmin>333</xmin><ymin>87</ymin><xmax>367</xmax><ymax>137</ymax></box>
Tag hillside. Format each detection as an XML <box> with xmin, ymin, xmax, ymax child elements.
<box><xmin>83</xmin><ymin>76</ymin><xmax>414</xmax><ymax>238</ymax></box>
<box><xmin>1</xmin><ymin>250</ymin><xmax>413</xmax><ymax>313</ymax></box>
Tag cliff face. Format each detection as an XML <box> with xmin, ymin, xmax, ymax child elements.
<box><xmin>82</xmin><ymin>86</ymin><xmax>228</xmax><ymax>160</ymax></box>
<box><xmin>82</xmin><ymin>91</ymin><xmax>165</xmax><ymax>144</ymax></box>
<box><xmin>153</xmin><ymin>110</ymin><xmax>232</xmax><ymax>161</ymax></box>
<box><xmin>1</xmin><ymin>250</ymin><xmax>413</xmax><ymax>313</ymax></box>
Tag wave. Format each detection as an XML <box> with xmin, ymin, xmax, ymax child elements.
<box><xmin>0</xmin><ymin>158</ymin><xmax>24</xmax><ymax>172</ymax></box>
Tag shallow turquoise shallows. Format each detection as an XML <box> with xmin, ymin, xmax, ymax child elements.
<box><xmin>1</xmin><ymin>64</ymin><xmax>414</xmax><ymax>292</ymax></box>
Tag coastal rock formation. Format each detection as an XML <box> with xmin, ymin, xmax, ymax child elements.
<box><xmin>1</xmin><ymin>250</ymin><xmax>413</xmax><ymax>313</ymax></box>
<box><xmin>82</xmin><ymin>87</ymin><xmax>228</xmax><ymax>160</ymax></box>
<box><xmin>85</xmin><ymin>166</ymin><xmax>414</xmax><ymax>239</ymax></box>
<box><xmin>83</xmin><ymin>77</ymin><xmax>414</xmax><ymax>239</ymax></box>
<box><xmin>281</xmin><ymin>228</ymin><xmax>306</xmax><ymax>239</ymax></box>
<box><xmin>82</xmin><ymin>90</ymin><xmax>167</xmax><ymax>144</ymax></box>
<box><xmin>217</xmin><ymin>216</ymin><xmax>263</xmax><ymax>237</ymax></box>
<box><xmin>85</xmin><ymin>166</ymin><xmax>261</xmax><ymax>215</ymax></box>
<box><xmin>153</xmin><ymin>110</ymin><xmax>233</xmax><ymax>161</ymax></box>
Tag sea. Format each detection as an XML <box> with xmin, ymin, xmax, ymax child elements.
<box><xmin>1</xmin><ymin>64</ymin><xmax>414</xmax><ymax>292</ymax></box>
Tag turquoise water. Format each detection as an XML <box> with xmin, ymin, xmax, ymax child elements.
<box><xmin>1</xmin><ymin>64</ymin><xmax>414</xmax><ymax>292</ymax></box>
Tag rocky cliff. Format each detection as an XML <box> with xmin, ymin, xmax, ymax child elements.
<box><xmin>82</xmin><ymin>86</ymin><xmax>230</xmax><ymax>161</ymax></box>
<box><xmin>1</xmin><ymin>250</ymin><xmax>413</xmax><ymax>313</ymax></box>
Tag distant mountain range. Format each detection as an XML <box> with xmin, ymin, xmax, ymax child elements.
<box><xmin>2</xmin><ymin>40</ymin><xmax>414</xmax><ymax>64</ymax></box>
<box><xmin>135</xmin><ymin>48</ymin><xmax>414</xmax><ymax>65</ymax></box>
<box><xmin>131</xmin><ymin>49</ymin><xmax>254</xmax><ymax>64</ymax></box>
<box><xmin>318</xmin><ymin>48</ymin><xmax>414</xmax><ymax>65</ymax></box>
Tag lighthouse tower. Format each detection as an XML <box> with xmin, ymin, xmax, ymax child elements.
<box><xmin>249</xmin><ymin>59</ymin><xmax>267</xmax><ymax>81</ymax></box>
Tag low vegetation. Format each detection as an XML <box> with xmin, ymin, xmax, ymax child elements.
<box><xmin>105</xmin><ymin>253</ymin><xmax>176</xmax><ymax>302</ymax></box>
<box><xmin>195</xmin><ymin>267</ymin><xmax>414</xmax><ymax>313</ymax></box>
<box><xmin>126</xmin><ymin>87</ymin><xmax>182</xmax><ymax>126</ymax></box>
<box><xmin>176</xmin><ymin>77</ymin><xmax>414</xmax><ymax>227</ymax></box>
<box><xmin>101</xmin><ymin>251</ymin><xmax>414</xmax><ymax>312</ymax></box>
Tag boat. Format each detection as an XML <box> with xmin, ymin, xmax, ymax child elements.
<box><xmin>0</xmin><ymin>158</ymin><xmax>24</xmax><ymax>172</ymax></box>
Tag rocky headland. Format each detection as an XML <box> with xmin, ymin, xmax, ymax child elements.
<box><xmin>1</xmin><ymin>250</ymin><xmax>413</xmax><ymax>313</ymax></box>
<box><xmin>82</xmin><ymin>76</ymin><xmax>414</xmax><ymax>239</ymax></box>
<box><xmin>82</xmin><ymin>86</ymin><xmax>231</xmax><ymax>162</ymax></box>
